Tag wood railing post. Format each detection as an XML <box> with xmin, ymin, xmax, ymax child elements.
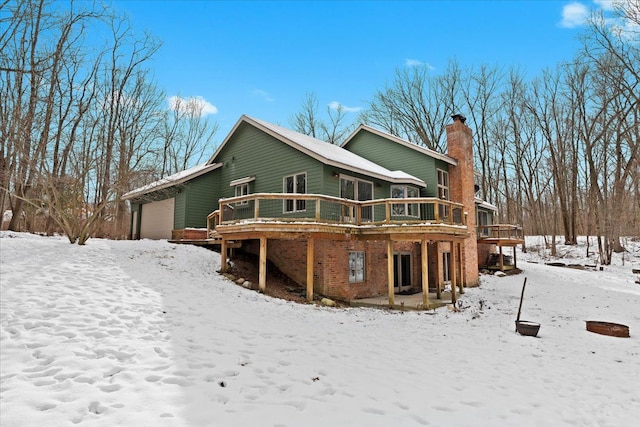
<box><xmin>254</xmin><ymin>198</ymin><xmax>260</xmax><ymax>219</ymax></box>
<box><xmin>315</xmin><ymin>199</ymin><xmax>321</xmax><ymax>221</ymax></box>
<box><xmin>385</xmin><ymin>201</ymin><xmax>391</xmax><ymax>223</ymax></box>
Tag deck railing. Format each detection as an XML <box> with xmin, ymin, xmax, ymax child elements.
<box><xmin>476</xmin><ymin>224</ymin><xmax>523</xmax><ymax>240</ymax></box>
<box><xmin>207</xmin><ymin>193</ymin><xmax>466</xmax><ymax>233</ymax></box>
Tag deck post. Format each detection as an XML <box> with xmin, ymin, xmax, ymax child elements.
<box><xmin>387</xmin><ymin>239</ymin><xmax>395</xmax><ymax>307</ymax></box>
<box><xmin>499</xmin><ymin>245</ymin><xmax>504</xmax><ymax>271</ymax></box>
<box><xmin>259</xmin><ymin>236</ymin><xmax>267</xmax><ymax>293</ymax></box>
<box><xmin>435</xmin><ymin>242</ymin><xmax>442</xmax><ymax>299</ymax></box>
<box><xmin>450</xmin><ymin>241</ymin><xmax>457</xmax><ymax>304</ymax></box>
<box><xmin>306</xmin><ymin>237</ymin><xmax>314</xmax><ymax>302</ymax></box>
<box><xmin>513</xmin><ymin>245</ymin><xmax>517</xmax><ymax>269</ymax></box>
<box><xmin>458</xmin><ymin>242</ymin><xmax>465</xmax><ymax>294</ymax></box>
<box><xmin>220</xmin><ymin>239</ymin><xmax>228</xmax><ymax>273</ymax></box>
<box><xmin>421</xmin><ymin>239</ymin><xmax>429</xmax><ymax>309</ymax></box>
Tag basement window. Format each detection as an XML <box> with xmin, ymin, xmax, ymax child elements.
<box><xmin>349</xmin><ymin>251</ymin><xmax>365</xmax><ymax>283</ymax></box>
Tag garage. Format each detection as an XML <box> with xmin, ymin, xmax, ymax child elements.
<box><xmin>140</xmin><ymin>197</ymin><xmax>175</xmax><ymax>239</ymax></box>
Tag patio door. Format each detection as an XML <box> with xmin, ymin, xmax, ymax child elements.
<box><xmin>393</xmin><ymin>253</ymin><xmax>412</xmax><ymax>293</ymax></box>
<box><xmin>340</xmin><ymin>176</ymin><xmax>373</xmax><ymax>222</ymax></box>
<box><xmin>443</xmin><ymin>252</ymin><xmax>451</xmax><ymax>285</ymax></box>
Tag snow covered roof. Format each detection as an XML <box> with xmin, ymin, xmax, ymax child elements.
<box><xmin>475</xmin><ymin>197</ymin><xmax>498</xmax><ymax>211</ymax></box>
<box><xmin>207</xmin><ymin>115</ymin><xmax>426</xmax><ymax>187</ymax></box>
<box><xmin>122</xmin><ymin>163</ymin><xmax>222</xmax><ymax>200</ymax></box>
<box><xmin>342</xmin><ymin>124</ymin><xmax>458</xmax><ymax>166</ymax></box>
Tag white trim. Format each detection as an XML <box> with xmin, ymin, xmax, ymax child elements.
<box><xmin>123</xmin><ymin>163</ymin><xmax>222</xmax><ymax>200</ymax></box>
<box><xmin>207</xmin><ymin>116</ymin><xmax>426</xmax><ymax>187</ymax></box>
<box><xmin>229</xmin><ymin>176</ymin><xmax>255</xmax><ymax>187</ymax></box>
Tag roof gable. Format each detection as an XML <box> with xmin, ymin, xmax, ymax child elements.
<box><xmin>342</xmin><ymin>124</ymin><xmax>457</xmax><ymax>166</ymax></box>
<box><xmin>208</xmin><ymin>115</ymin><xmax>425</xmax><ymax>187</ymax></box>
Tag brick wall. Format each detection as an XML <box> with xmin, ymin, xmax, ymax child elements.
<box><xmin>446</xmin><ymin>115</ymin><xmax>479</xmax><ymax>287</ymax></box>
<box><xmin>244</xmin><ymin>238</ymin><xmax>433</xmax><ymax>301</ymax></box>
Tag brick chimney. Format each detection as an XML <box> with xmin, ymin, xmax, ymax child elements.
<box><xmin>446</xmin><ymin>114</ymin><xmax>479</xmax><ymax>287</ymax></box>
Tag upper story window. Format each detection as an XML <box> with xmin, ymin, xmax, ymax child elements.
<box><xmin>391</xmin><ymin>185</ymin><xmax>419</xmax><ymax>216</ymax></box>
<box><xmin>437</xmin><ymin>169</ymin><xmax>449</xmax><ymax>200</ymax></box>
<box><xmin>230</xmin><ymin>176</ymin><xmax>255</xmax><ymax>206</ymax></box>
<box><xmin>284</xmin><ymin>172</ymin><xmax>306</xmax><ymax>212</ymax></box>
<box><xmin>234</xmin><ymin>183</ymin><xmax>249</xmax><ymax>205</ymax></box>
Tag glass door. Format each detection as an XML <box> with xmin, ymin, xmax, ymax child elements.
<box><xmin>393</xmin><ymin>253</ymin><xmax>412</xmax><ymax>293</ymax></box>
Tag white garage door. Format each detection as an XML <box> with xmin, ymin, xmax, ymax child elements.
<box><xmin>140</xmin><ymin>197</ymin><xmax>175</xmax><ymax>239</ymax></box>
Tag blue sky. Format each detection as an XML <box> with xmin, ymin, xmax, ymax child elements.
<box><xmin>110</xmin><ymin>0</ymin><xmax>615</xmax><ymax>141</ymax></box>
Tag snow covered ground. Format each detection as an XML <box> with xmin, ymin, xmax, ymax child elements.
<box><xmin>1</xmin><ymin>232</ymin><xmax>639</xmax><ymax>426</ymax></box>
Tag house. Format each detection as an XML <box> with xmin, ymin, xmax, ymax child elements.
<box><xmin>123</xmin><ymin>114</ymin><xmax>524</xmax><ymax>308</ymax></box>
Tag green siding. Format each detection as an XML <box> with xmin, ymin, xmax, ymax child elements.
<box><xmin>174</xmin><ymin>190</ymin><xmax>187</xmax><ymax>229</ymax></box>
<box><xmin>344</xmin><ymin>130</ymin><xmax>448</xmax><ymax>197</ymax></box>
<box><xmin>216</xmin><ymin>123</ymin><xmax>326</xmax><ymax>198</ymax></box>
<box><xmin>182</xmin><ymin>171</ymin><xmax>220</xmax><ymax>228</ymax></box>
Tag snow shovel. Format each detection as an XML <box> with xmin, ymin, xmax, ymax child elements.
<box><xmin>515</xmin><ymin>277</ymin><xmax>540</xmax><ymax>337</ymax></box>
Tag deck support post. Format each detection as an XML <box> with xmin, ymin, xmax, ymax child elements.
<box><xmin>513</xmin><ymin>245</ymin><xmax>517</xmax><ymax>269</ymax></box>
<box><xmin>458</xmin><ymin>242</ymin><xmax>464</xmax><ymax>294</ymax></box>
<box><xmin>259</xmin><ymin>236</ymin><xmax>267</xmax><ymax>293</ymax></box>
<box><xmin>387</xmin><ymin>239</ymin><xmax>395</xmax><ymax>307</ymax></box>
<box><xmin>435</xmin><ymin>242</ymin><xmax>442</xmax><ymax>300</ymax></box>
<box><xmin>306</xmin><ymin>237</ymin><xmax>314</xmax><ymax>302</ymax></box>
<box><xmin>450</xmin><ymin>241</ymin><xmax>457</xmax><ymax>305</ymax></box>
<box><xmin>499</xmin><ymin>245</ymin><xmax>504</xmax><ymax>271</ymax></box>
<box><xmin>220</xmin><ymin>239</ymin><xmax>228</xmax><ymax>273</ymax></box>
<box><xmin>421</xmin><ymin>239</ymin><xmax>429</xmax><ymax>309</ymax></box>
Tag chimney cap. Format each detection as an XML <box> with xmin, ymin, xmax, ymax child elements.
<box><xmin>451</xmin><ymin>114</ymin><xmax>466</xmax><ymax>124</ymax></box>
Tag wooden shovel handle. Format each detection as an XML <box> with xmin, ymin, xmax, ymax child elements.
<box><xmin>516</xmin><ymin>277</ymin><xmax>527</xmax><ymax>331</ymax></box>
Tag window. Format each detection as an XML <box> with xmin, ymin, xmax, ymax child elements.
<box><xmin>340</xmin><ymin>176</ymin><xmax>373</xmax><ymax>222</ymax></box>
<box><xmin>230</xmin><ymin>176</ymin><xmax>254</xmax><ymax>206</ymax></box>
<box><xmin>234</xmin><ymin>183</ymin><xmax>249</xmax><ymax>205</ymax></box>
<box><xmin>349</xmin><ymin>251</ymin><xmax>365</xmax><ymax>283</ymax></box>
<box><xmin>437</xmin><ymin>169</ymin><xmax>449</xmax><ymax>200</ymax></box>
<box><xmin>284</xmin><ymin>173</ymin><xmax>306</xmax><ymax>212</ymax></box>
<box><xmin>391</xmin><ymin>185</ymin><xmax>419</xmax><ymax>216</ymax></box>
<box><xmin>437</xmin><ymin>169</ymin><xmax>450</xmax><ymax>220</ymax></box>
<box><xmin>478</xmin><ymin>209</ymin><xmax>491</xmax><ymax>236</ymax></box>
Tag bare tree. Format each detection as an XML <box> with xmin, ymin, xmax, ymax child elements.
<box><xmin>158</xmin><ymin>95</ymin><xmax>219</xmax><ymax>177</ymax></box>
<box><xmin>290</xmin><ymin>92</ymin><xmax>354</xmax><ymax>144</ymax></box>
<box><xmin>361</xmin><ymin>62</ymin><xmax>460</xmax><ymax>152</ymax></box>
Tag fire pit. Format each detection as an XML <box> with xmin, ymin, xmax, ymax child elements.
<box><xmin>586</xmin><ymin>321</ymin><xmax>629</xmax><ymax>338</ymax></box>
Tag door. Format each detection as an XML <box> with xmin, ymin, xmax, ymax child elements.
<box><xmin>340</xmin><ymin>176</ymin><xmax>373</xmax><ymax>222</ymax></box>
<box><xmin>358</xmin><ymin>180</ymin><xmax>373</xmax><ymax>222</ymax></box>
<box><xmin>393</xmin><ymin>253</ymin><xmax>412</xmax><ymax>293</ymax></box>
<box><xmin>442</xmin><ymin>252</ymin><xmax>451</xmax><ymax>285</ymax></box>
<box><xmin>140</xmin><ymin>197</ymin><xmax>175</xmax><ymax>239</ymax></box>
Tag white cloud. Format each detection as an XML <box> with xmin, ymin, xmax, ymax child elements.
<box><xmin>593</xmin><ymin>0</ymin><xmax>615</xmax><ymax>11</ymax></box>
<box><xmin>328</xmin><ymin>101</ymin><xmax>362</xmax><ymax>113</ymax></box>
<box><xmin>168</xmin><ymin>96</ymin><xmax>218</xmax><ymax>116</ymax></box>
<box><xmin>560</xmin><ymin>2</ymin><xmax>589</xmax><ymax>27</ymax></box>
<box><xmin>405</xmin><ymin>58</ymin><xmax>435</xmax><ymax>70</ymax></box>
<box><xmin>252</xmin><ymin>89</ymin><xmax>274</xmax><ymax>102</ymax></box>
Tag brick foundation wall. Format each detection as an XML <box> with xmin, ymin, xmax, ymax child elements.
<box><xmin>243</xmin><ymin>238</ymin><xmax>434</xmax><ymax>301</ymax></box>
